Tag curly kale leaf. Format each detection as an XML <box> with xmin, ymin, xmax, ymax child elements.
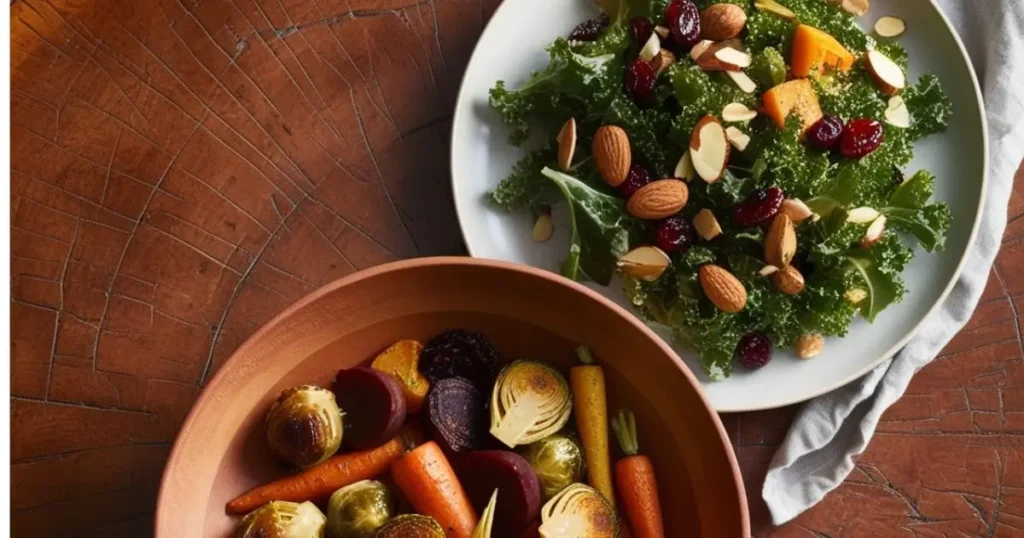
<box><xmin>541</xmin><ymin>168</ymin><xmax>630</xmax><ymax>285</ymax></box>
<box><xmin>884</xmin><ymin>170</ymin><xmax>952</xmax><ymax>252</ymax></box>
<box><xmin>603</xmin><ymin>97</ymin><xmax>674</xmax><ymax>174</ymax></box>
<box><xmin>843</xmin><ymin>235</ymin><xmax>912</xmax><ymax>321</ymax></box>
<box><xmin>670</xmin><ymin>64</ymin><xmax>757</xmax><ymax>140</ymax></box>
<box><xmin>489</xmin><ymin>145</ymin><xmax>557</xmax><ymax>211</ymax></box>
<box><xmin>751</xmin><ymin>116</ymin><xmax>832</xmax><ymax>199</ymax></box>
<box><xmin>903</xmin><ymin>74</ymin><xmax>953</xmax><ymax>141</ymax></box>
<box><xmin>746</xmin><ymin>0</ymin><xmax>870</xmax><ymax>54</ymax></box>
<box><xmin>749</xmin><ymin>46</ymin><xmax>787</xmax><ymax>88</ymax></box>
<box><xmin>489</xmin><ymin>39</ymin><xmax>620</xmax><ymax>144</ymax></box>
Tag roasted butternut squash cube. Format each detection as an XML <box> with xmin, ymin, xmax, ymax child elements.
<box><xmin>762</xmin><ymin>79</ymin><xmax>824</xmax><ymax>133</ymax></box>
<box><xmin>791</xmin><ymin>24</ymin><xmax>855</xmax><ymax>77</ymax></box>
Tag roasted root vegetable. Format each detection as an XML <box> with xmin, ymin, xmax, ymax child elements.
<box><xmin>520</xmin><ymin>433</ymin><xmax>585</xmax><ymax>501</ymax></box>
<box><xmin>569</xmin><ymin>347</ymin><xmax>614</xmax><ymax>508</ymax></box>
<box><xmin>490</xmin><ymin>361</ymin><xmax>572</xmax><ymax>448</ymax></box>
<box><xmin>538</xmin><ymin>483</ymin><xmax>618</xmax><ymax>538</ymax></box>
<box><xmin>236</xmin><ymin>501</ymin><xmax>326</xmax><ymax>538</ymax></box>
<box><xmin>226</xmin><ymin>435</ymin><xmax>406</xmax><ymax>514</ymax></box>
<box><xmin>455</xmin><ymin>450</ymin><xmax>541</xmax><ymax>538</ymax></box>
<box><xmin>419</xmin><ymin>329</ymin><xmax>501</xmax><ymax>390</ymax></box>
<box><xmin>611</xmin><ymin>410</ymin><xmax>664</xmax><ymax>538</ymax></box>
<box><xmin>426</xmin><ymin>377</ymin><xmax>489</xmax><ymax>454</ymax></box>
<box><xmin>371</xmin><ymin>339</ymin><xmax>431</xmax><ymax>413</ymax></box>
<box><xmin>334</xmin><ymin>367</ymin><xmax>407</xmax><ymax>450</ymax></box>
<box><xmin>264</xmin><ymin>385</ymin><xmax>344</xmax><ymax>469</ymax></box>
<box><xmin>790</xmin><ymin>24</ymin><xmax>855</xmax><ymax>78</ymax></box>
<box><xmin>377</xmin><ymin>514</ymin><xmax>447</xmax><ymax>538</ymax></box>
<box><xmin>325</xmin><ymin>479</ymin><xmax>394</xmax><ymax>538</ymax></box>
<box><xmin>472</xmin><ymin>490</ymin><xmax>499</xmax><ymax>538</ymax></box>
<box><xmin>391</xmin><ymin>441</ymin><xmax>478</xmax><ymax>537</ymax></box>
<box><xmin>762</xmin><ymin>79</ymin><xmax>824</xmax><ymax>133</ymax></box>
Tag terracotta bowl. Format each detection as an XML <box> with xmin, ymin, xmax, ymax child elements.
<box><xmin>156</xmin><ymin>257</ymin><xmax>748</xmax><ymax>537</ymax></box>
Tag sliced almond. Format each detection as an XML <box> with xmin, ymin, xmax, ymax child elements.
<box><xmin>690</xmin><ymin>39</ymin><xmax>715</xmax><ymax>61</ymax></box>
<box><xmin>532</xmin><ymin>209</ymin><xmax>553</xmax><ymax>242</ymax></box>
<box><xmin>689</xmin><ymin>115</ymin><xmax>731</xmax><ymax>183</ymax></box>
<box><xmin>861</xmin><ymin>215</ymin><xmax>887</xmax><ymax>249</ymax></box>
<box><xmin>593</xmin><ymin>125</ymin><xmax>631</xmax><ymax>187</ymax></box>
<box><xmin>780</xmin><ymin>199</ymin><xmax>814</xmax><ymax>222</ymax></box>
<box><xmin>696</xmin><ymin>39</ymin><xmax>744</xmax><ymax>71</ymax></box>
<box><xmin>846</xmin><ymin>207</ymin><xmax>880</xmax><ymax>224</ymax></box>
<box><xmin>693</xmin><ymin>209</ymin><xmax>722</xmax><ymax>240</ymax></box>
<box><xmin>725</xmin><ymin>126</ymin><xmax>751</xmax><ymax>152</ymax></box>
<box><xmin>556</xmin><ymin>118</ymin><xmax>576</xmax><ymax>171</ymax></box>
<box><xmin>754</xmin><ymin>0</ymin><xmax>796</xmax><ymax>20</ymax></box>
<box><xmin>627</xmin><ymin>179</ymin><xmax>689</xmax><ymax>220</ymax></box>
<box><xmin>674</xmin><ymin>151</ymin><xmax>696</xmax><ymax>181</ymax></box>
<box><xmin>652</xmin><ymin>49</ymin><xmax>676</xmax><ymax>76</ymax></box>
<box><xmin>884</xmin><ymin>95</ymin><xmax>910</xmax><ymax>128</ymax></box>
<box><xmin>619</xmin><ymin>246</ymin><xmax>672</xmax><ymax>282</ymax></box>
<box><xmin>865</xmin><ymin>49</ymin><xmax>906</xmax><ymax>96</ymax></box>
<box><xmin>840</xmin><ymin>0</ymin><xmax>870</xmax><ymax>17</ymax></box>
<box><xmin>726</xmin><ymin>70</ymin><xmax>757</xmax><ymax>94</ymax></box>
<box><xmin>765</xmin><ymin>213</ymin><xmax>796</xmax><ymax>267</ymax></box>
<box><xmin>722</xmin><ymin>102</ymin><xmax>758</xmax><ymax>123</ymax></box>
<box><xmin>874</xmin><ymin>16</ymin><xmax>906</xmax><ymax>38</ymax></box>
<box><xmin>846</xmin><ymin>288</ymin><xmax>868</xmax><ymax>304</ymax></box>
<box><xmin>759</xmin><ymin>265</ymin><xmax>780</xmax><ymax>277</ymax></box>
<box><xmin>638</xmin><ymin>32</ymin><xmax>661</xmax><ymax>62</ymax></box>
<box><xmin>715</xmin><ymin>47</ymin><xmax>752</xmax><ymax>69</ymax></box>
<box><xmin>699</xmin><ymin>264</ymin><xmax>748</xmax><ymax>313</ymax></box>
<box><xmin>773</xmin><ymin>265</ymin><xmax>805</xmax><ymax>295</ymax></box>
<box><xmin>795</xmin><ymin>333</ymin><xmax>824</xmax><ymax>359</ymax></box>
<box><xmin>654</xmin><ymin>25</ymin><xmax>670</xmax><ymax>39</ymax></box>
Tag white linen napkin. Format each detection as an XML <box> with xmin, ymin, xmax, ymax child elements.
<box><xmin>762</xmin><ymin>0</ymin><xmax>1024</xmax><ymax>525</ymax></box>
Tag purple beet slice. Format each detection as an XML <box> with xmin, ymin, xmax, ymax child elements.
<box><xmin>333</xmin><ymin>366</ymin><xmax>407</xmax><ymax>450</ymax></box>
<box><xmin>455</xmin><ymin>450</ymin><xmax>541</xmax><ymax>538</ymax></box>
<box><xmin>419</xmin><ymin>330</ymin><xmax>500</xmax><ymax>389</ymax></box>
<box><xmin>424</xmin><ymin>377</ymin><xmax>488</xmax><ymax>454</ymax></box>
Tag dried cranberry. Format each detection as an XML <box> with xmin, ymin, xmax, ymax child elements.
<box><xmin>839</xmin><ymin>118</ymin><xmax>885</xmax><ymax>159</ymax></box>
<box><xmin>624</xmin><ymin>58</ymin><xmax>657</xmax><ymax>104</ymax></box>
<box><xmin>568</xmin><ymin>14</ymin><xmax>609</xmax><ymax>42</ymax></box>
<box><xmin>806</xmin><ymin>116</ymin><xmax>845</xmax><ymax>151</ymax></box>
<box><xmin>656</xmin><ymin>216</ymin><xmax>697</xmax><ymax>253</ymax></box>
<box><xmin>735</xmin><ymin>332</ymin><xmax>773</xmax><ymax>370</ymax></box>
<box><xmin>733</xmin><ymin>186</ymin><xmax>784</xmax><ymax>227</ymax></box>
<box><xmin>629</xmin><ymin>17</ymin><xmax>655</xmax><ymax>45</ymax></box>
<box><xmin>617</xmin><ymin>164</ymin><xmax>652</xmax><ymax>198</ymax></box>
<box><xmin>665</xmin><ymin>0</ymin><xmax>701</xmax><ymax>48</ymax></box>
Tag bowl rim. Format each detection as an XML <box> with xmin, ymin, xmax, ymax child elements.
<box><xmin>448</xmin><ymin>0</ymin><xmax>990</xmax><ymax>413</ymax></box>
<box><xmin>155</xmin><ymin>256</ymin><xmax>750</xmax><ymax>536</ymax></box>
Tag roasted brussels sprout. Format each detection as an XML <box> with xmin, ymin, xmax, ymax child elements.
<box><xmin>266</xmin><ymin>385</ymin><xmax>344</xmax><ymax>468</ymax></box>
<box><xmin>326</xmin><ymin>480</ymin><xmax>394</xmax><ymax>538</ymax></box>
<box><xmin>538</xmin><ymin>484</ymin><xmax>617</xmax><ymax>538</ymax></box>
<box><xmin>375</xmin><ymin>514</ymin><xmax>445</xmax><ymax>537</ymax></box>
<box><xmin>520</xmin><ymin>433</ymin><xmax>585</xmax><ymax>501</ymax></box>
<box><xmin>490</xmin><ymin>361</ymin><xmax>572</xmax><ymax>447</ymax></box>
<box><xmin>237</xmin><ymin>500</ymin><xmax>326</xmax><ymax>538</ymax></box>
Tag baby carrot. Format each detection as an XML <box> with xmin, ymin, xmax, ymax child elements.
<box><xmin>226</xmin><ymin>435</ymin><xmax>405</xmax><ymax>514</ymax></box>
<box><xmin>570</xmin><ymin>346</ymin><xmax>615</xmax><ymax>508</ymax></box>
<box><xmin>390</xmin><ymin>440</ymin><xmax>478</xmax><ymax>538</ymax></box>
<box><xmin>611</xmin><ymin>409</ymin><xmax>664</xmax><ymax>538</ymax></box>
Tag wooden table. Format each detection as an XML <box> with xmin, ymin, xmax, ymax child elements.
<box><xmin>10</xmin><ymin>1</ymin><xmax>1023</xmax><ymax>535</ymax></box>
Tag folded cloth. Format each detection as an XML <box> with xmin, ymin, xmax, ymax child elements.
<box><xmin>762</xmin><ymin>0</ymin><xmax>1024</xmax><ymax>525</ymax></box>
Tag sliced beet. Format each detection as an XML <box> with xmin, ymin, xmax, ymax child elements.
<box><xmin>424</xmin><ymin>377</ymin><xmax>488</xmax><ymax>454</ymax></box>
<box><xmin>333</xmin><ymin>366</ymin><xmax>407</xmax><ymax>449</ymax></box>
<box><xmin>419</xmin><ymin>330</ymin><xmax>500</xmax><ymax>389</ymax></box>
<box><xmin>455</xmin><ymin>450</ymin><xmax>541</xmax><ymax>538</ymax></box>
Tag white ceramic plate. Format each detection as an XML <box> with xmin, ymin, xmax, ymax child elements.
<box><xmin>451</xmin><ymin>0</ymin><xmax>987</xmax><ymax>411</ymax></box>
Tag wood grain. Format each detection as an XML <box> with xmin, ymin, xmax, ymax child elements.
<box><xmin>8</xmin><ymin>0</ymin><xmax>1022</xmax><ymax>535</ymax></box>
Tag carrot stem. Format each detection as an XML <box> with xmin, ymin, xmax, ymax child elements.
<box><xmin>390</xmin><ymin>441</ymin><xmax>478</xmax><ymax>538</ymax></box>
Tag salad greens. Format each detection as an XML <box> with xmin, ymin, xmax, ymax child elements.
<box><xmin>488</xmin><ymin>0</ymin><xmax>953</xmax><ymax>379</ymax></box>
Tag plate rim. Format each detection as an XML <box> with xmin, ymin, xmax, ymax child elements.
<box><xmin>449</xmin><ymin>0</ymin><xmax>990</xmax><ymax>412</ymax></box>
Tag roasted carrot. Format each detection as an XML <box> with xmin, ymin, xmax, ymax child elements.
<box><xmin>611</xmin><ymin>409</ymin><xmax>664</xmax><ymax>538</ymax></box>
<box><xmin>390</xmin><ymin>440</ymin><xmax>478</xmax><ymax>538</ymax></box>
<box><xmin>570</xmin><ymin>346</ymin><xmax>615</xmax><ymax>508</ymax></box>
<box><xmin>226</xmin><ymin>435</ymin><xmax>405</xmax><ymax>514</ymax></box>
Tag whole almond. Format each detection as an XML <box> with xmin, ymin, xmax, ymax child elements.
<box><xmin>556</xmin><ymin>118</ymin><xmax>577</xmax><ymax>171</ymax></box>
<box><xmin>773</xmin><ymin>265</ymin><xmax>805</xmax><ymax>295</ymax></box>
<box><xmin>627</xmin><ymin>179</ymin><xmax>689</xmax><ymax>220</ymax></box>
<box><xmin>701</xmin><ymin>4</ymin><xmax>747</xmax><ymax>41</ymax></box>
<box><xmin>699</xmin><ymin>264</ymin><xmax>748</xmax><ymax>313</ymax></box>
<box><xmin>795</xmin><ymin>333</ymin><xmax>824</xmax><ymax>359</ymax></box>
<box><xmin>593</xmin><ymin>125</ymin><xmax>631</xmax><ymax>187</ymax></box>
<box><xmin>765</xmin><ymin>213</ymin><xmax>797</xmax><ymax>267</ymax></box>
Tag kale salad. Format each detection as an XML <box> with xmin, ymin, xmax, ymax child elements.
<box><xmin>487</xmin><ymin>0</ymin><xmax>953</xmax><ymax>379</ymax></box>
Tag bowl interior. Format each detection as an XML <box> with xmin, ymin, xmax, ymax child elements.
<box><xmin>157</xmin><ymin>259</ymin><xmax>748</xmax><ymax>537</ymax></box>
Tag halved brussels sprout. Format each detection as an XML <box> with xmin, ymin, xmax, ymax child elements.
<box><xmin>265</xmin><ymin>385</ymin><xmax>344</xmax><ymax>468</ymax></box>
<box><xmin>471</xmin><ymin>490</ymin><xmax>498</xmax><ymax>538</ymax></box>
<box><xmin>538</xmin><ymin>484</ymin><xmax>617</xmax><ymax>538</ymax></box>
<box><xmin>375</xmin><ymin>514</ymin><xmax>445</xmax><ymax>537</ymax></box>
<box><xmin>326</xmin><ymin>480</ymin><xmax>394</xmax><ymax>538</ymax></box>
<box><xmin>490</xmin><ymin>361</ymin><xmax>572</xmax><ymax>448</ymax></box>
<box><xmin>237</xmin><ymin>500</ymin><xmax>326</xmax><ymax>538</ymax></box>
<box><xmin>520</xmin><ymin>433</ymin><xmax>585</xmax><ymax>501</ymax></box>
